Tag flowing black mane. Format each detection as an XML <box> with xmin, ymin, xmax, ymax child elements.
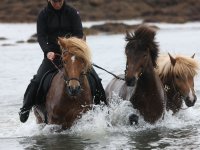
<box><xmin>125</xmin><ymin>25</ymin><xmax>159</xmax><ymax>67</ymax></box>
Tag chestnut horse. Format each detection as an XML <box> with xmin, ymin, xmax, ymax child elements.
<box><xmin>106</xmin><ymin>26</ymin><xmax>166</xmax><ymax>124</ymax></box>
<box><xmin>34</xmin><ymin>37</ymin><xmax>93</xmax><ymax>129</ymax></box>
<box><xmin>156</xmin><ymin>53</ymin><xmax>199</xmax><ymax>113</ymax></box>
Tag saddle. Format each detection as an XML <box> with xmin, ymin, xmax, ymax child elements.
<box><xmin>35</xmin><ymin>68</ymin><xmax>107</xmax><ymax>105</ymax></box>
<box><xmin>87</xmin><ymin>71</ymin><xmax>107</xmax><ymax>105</ymax></box>
<box><xmin>35</xmin><ymin>69</ymin><xmax>58</xmax><ymax>105</ymax></box>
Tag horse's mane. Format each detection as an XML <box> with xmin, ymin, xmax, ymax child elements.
<box><xmin>60</xmin><ymin>37</ymin><xmax>92</xmax><ymax>70</ymax></box>
<box><xmin>125</xmin><ymin>25</ymin><xmax>159</xmax><ymax>67</ymax></box>
<box><xmin>157</xmin><ymin>55</ymin><xmax>199</xmax><ymax>79</ymax></box>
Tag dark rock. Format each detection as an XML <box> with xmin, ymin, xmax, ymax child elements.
<box><xmin>89</xmin><ymin>0</ymin><xmax>103</xmax><ymax>7</ymax></box>
<box><xmin>85</xmin><ymin>23</ymin><xmax>159</xmax><ymax>35</ymax></box>
<box><xmin>2</xmin><ymin>43</ymin><xmax>15</xmax><ymax>46</ymax></box>
<box><xmin>27</xmin><ymin>37</ymin><xmax>37</xmax><ymax>43</ymax></box>
<box><xmin>31</xmin><ymin>33</ymin><xmax>37</xmax><ymax>38</ymax></box>
<box><xmin>83</xmin><ymin>27</ymin><xmax>99</xmax><ymax>35</ymax></box>
<box><xmin>0</xmin><ymin>37</ymin><xmax>7</xmax><ymax>40</ymax></box>
<box><xmin>27</xmin><ymin>33</ymin><xmax>37</xmax><ymax>43</ymax></box>
<box><xmin>16</xmin><ymin>40</ymin><xmax>25</xmax><ymax>43</ymax></box>
<box><xmin>0</xmin><ymin>1</ymin><xmax>200</xmax><ymax>23</ymax></box>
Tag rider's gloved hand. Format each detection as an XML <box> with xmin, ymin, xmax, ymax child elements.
<box><xmin>47</xmin><ymin>52</ymin><xmax>55</xmax><ymax>61</ymax></box>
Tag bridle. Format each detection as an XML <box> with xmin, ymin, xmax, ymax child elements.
<box><xmin>50</xmin><ymin>52</ymin><xmax>87</xmax><ymax>86</ymax></box>
<box><xmin>125</xmin><ymin>64</ymin><xmax>143</xmax><ymax>79</ymax></box>
<box><xmin>165</xmin><ymin>76</ymin><xmax>189</xmax><ymax>110</ymax></box>
<box><xmin>172</xmin><ymin>76</ymin><xmax>189</xmax><ymax>101</ymax></box>
<box><xmin>164</xmin><ymin>76</ymin><xmax>181</xmax><ymax>99</ymax></box>
<box><xmin>124</xmin><ymin>56</ymin><xmax>146</xmax><ymax>81</ymax></box>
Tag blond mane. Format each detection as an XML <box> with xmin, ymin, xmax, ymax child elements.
<box><xmin>157</xmin><ymin>54</ymin><xmax>199</xmax><ymax>79</ymax></box>
<box><xmin>59</xmin><ymin>37</ymin><xmax>92</xmax><ymax>70</ymax></box>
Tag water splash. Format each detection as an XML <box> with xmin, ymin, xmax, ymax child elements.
<box><xmin>13</xmin><ymin>92</ymin><xmax>200</xmax><ymax>138</ymax></box>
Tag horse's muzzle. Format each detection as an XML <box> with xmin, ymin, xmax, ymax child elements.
<box><xmin>126</xmin><ymin>77</ymin><xmax>136</xmax><ymax>87</ymax></box>
<box><xmin>66</xmin><ymin>85</ymin><xmax>81</xmax><ymax>96</ymax></box>
<box><xmin>184</xmin><ymin>95</ymin><xmax>197</xmax><ymax>107</ymax></box>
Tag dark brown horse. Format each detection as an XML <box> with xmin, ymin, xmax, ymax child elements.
<box><xmin>156</xmin><ymin>53</ymin><xmax>199</xmax><ymax>113</ymax></box>
<box><xmin>106</xmin><ymin>26</ymin><xmax>166</xmax><ymax>124</ymax></box>
<box><xmin>34</xmin><ymin>37</ymin><xmax>93</xmax><ymax>129</ymax></box>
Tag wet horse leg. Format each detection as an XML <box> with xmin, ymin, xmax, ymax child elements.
<box><xmin>33</xmin><ymin>107</ymin><xmax>43</xmax><ymax>124</ymax></box>
<box><xmin>33</xmin><ymin>105</ymin><xmax>47</xmax><ymax>124</ymax></box>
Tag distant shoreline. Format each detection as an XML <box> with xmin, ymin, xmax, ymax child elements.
<box><xmin>0</xmin><ymin>1</ymin><xmax>200</xmax><ymax>23</ymax></box>
<box><xmin>1</xmin><ymin>21</ymin><xmax>200</xmax><ymax>46</ymax></box>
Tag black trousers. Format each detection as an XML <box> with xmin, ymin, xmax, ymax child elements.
<box><xmin>88</xmin><ymin>68</ymin><xmax>107</xmax><ymax>105</ymax></box>
<box><xmin>22</xmin><ymin>58</ymin><xmax>61</xmax><ymax>109</ymax></box>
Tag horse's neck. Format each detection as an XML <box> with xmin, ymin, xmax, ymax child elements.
<box><xmin>138</xmin><ymin>63</ymin><xmax>157</xmax><ymax>87</ymax></box>
<box><xmin>134</xmin><ymin>68</ymin><xmax>160</xmax><ymax>102</ymax></box>
<box><xmin>119</xmin><ymin>66</ymin><xmax>157</xmax><ymax>101</ymax></box>
<box><xmin>132</xmin><ymin>63</ymin><xmax>162</xmax><ymax>102</ymax></box>
<box><xmin>130</xmin><ymin>63</ymin><xmax>165</xmax><ymax>123</ymax></box>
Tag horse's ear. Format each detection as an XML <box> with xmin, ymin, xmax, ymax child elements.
<box><xmin>58</xmin><ymin>37</ymin><xmax>65</xmax><ymax>46</ymax></box>
<box><xmin>168</xmin><ymin>53</ymin><xmax>176</xmax><ymax>66</ymax></box>
<box><xmin>125</xmin><ymin>30</ymin><xmax>132</xmax><ymax>41</ymax></box>
<box><xmin>191</xmin><ymin>53</ymin><xmax>195</xmax><ymax>58</ymax></box>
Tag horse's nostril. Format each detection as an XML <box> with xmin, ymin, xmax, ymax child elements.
<box><xmin>67</xmin><ymin>85</ymin><xmax>81</xmax><ymax>96</ymax></box>
<box><xmin>185</xmin><ymin>96</ymin><xmax>196</xmax><ymax>107</ymax></box>
<box><xmin>77</xmin><ymin>86</ymin><xmax>81</xmax><ymax>91</ymax></box>
<box><xmin>126</xmin><ymin>77</ymin><xmax>136</xmax><ymax>86</ymax></box>
<box><xmin>75</xmin><ymin>86</ymin><xmax>81</xmax><ymax>93</ymax></box>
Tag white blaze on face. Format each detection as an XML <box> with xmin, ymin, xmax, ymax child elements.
<box><xmin>189</xmin><ymin>89</ymin><xmax>194</xmax><ymax>101</ymax></box>
<box><xmin>71</xmin><ymin>55</ymin><xmax>76</xmax><ymax>75</ymax></box>
<box><xmin>71</xmin><ymin>56</ymin><xmax>76</xmax><ymax>63</ymax></box>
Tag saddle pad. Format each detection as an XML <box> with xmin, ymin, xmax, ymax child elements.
<box><xmin>35</xmin><ymin>69</ymin><xmax>58</xmax><ymax>104</ymax></box>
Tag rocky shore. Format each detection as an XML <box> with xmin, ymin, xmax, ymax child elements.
<box><xmin>1</xmin><ymin>0</ymin><xmax>200</xmax><ymax>23</ymax></box>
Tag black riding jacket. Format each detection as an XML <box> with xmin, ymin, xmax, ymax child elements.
<box><xmin>37</xmin><ymin>2</ymin><xmax>83</xmax><ymax>57</ymax></box>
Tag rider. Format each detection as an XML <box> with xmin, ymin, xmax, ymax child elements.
<box><xmin>19</xmin><ymin>0</ymin><xmax>107</xmax><ymax>123</ymax></box>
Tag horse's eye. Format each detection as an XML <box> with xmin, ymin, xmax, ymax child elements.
<box><xmin>143</xmin><ymin>54</ymin><xmax>147</xmax><ymax>58</ymax></box>
<box><xmin>62</xmin><ymin>50</ymin><xmax>68</xmax><ymax>55</ymax></box>
<box><xmin>176</xmin><ymin>75</ymin><xmax>179</xmax><ymax>79</ymax></box>
<box><xmin>63</xmin><ymin>60</ymin><xmax>67</xmax><ymax>64</ymax></box>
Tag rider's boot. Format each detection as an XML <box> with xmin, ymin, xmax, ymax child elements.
<box><xmin>19</xmin><ymin>82</ymin><xmax>38</xmax><ymax>123</ymax></box>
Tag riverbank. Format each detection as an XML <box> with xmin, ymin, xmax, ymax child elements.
<box><xmin>1</xmin><ymin>21</ymin><xmax>200</xmax><ymax>46</ymax></box>
<box><xmin>0</xmin><ymin>0</ymin><xmax>200</xmax><ymax>23</ymax></box>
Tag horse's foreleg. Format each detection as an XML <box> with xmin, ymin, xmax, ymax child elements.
<box><xmin>129</xmin><ymin>113</ymin><xmax>139</xmax><ymax>125</ymax></box>
<box><xmin>33</xmin><ymin>108</ymin><xmax>43</xmax><ymax>124</ymax></box>
<box><xmin>33</xmin><ymin>105</ymin><xmax>47</xmax><ymax>124</ymax></box>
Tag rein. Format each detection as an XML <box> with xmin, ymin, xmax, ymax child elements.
<box><xmin>50</xmin><ymin>59</ymin><xmax>67</xmax><ymax>83</ymax></box>
<box><xmin>52</xmin><ymin>53</ymin><xmax>125</xmax><ymax>81</ymax></box>
<box><xmin>92</xmin><ymin>63</ymin><xmax>125</xmax><ymax>81</ymax></box>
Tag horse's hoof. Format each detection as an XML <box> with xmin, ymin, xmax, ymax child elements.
<box><xmin>129</xmin><ymin>114</ymin><xmax>139</xmax><ymax>125</ymax></box>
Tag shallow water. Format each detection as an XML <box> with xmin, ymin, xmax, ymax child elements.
<box><xmin>0</xmin><ymin>23</ymin><xmax>200</xmax><ymax>150</ymax></box>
